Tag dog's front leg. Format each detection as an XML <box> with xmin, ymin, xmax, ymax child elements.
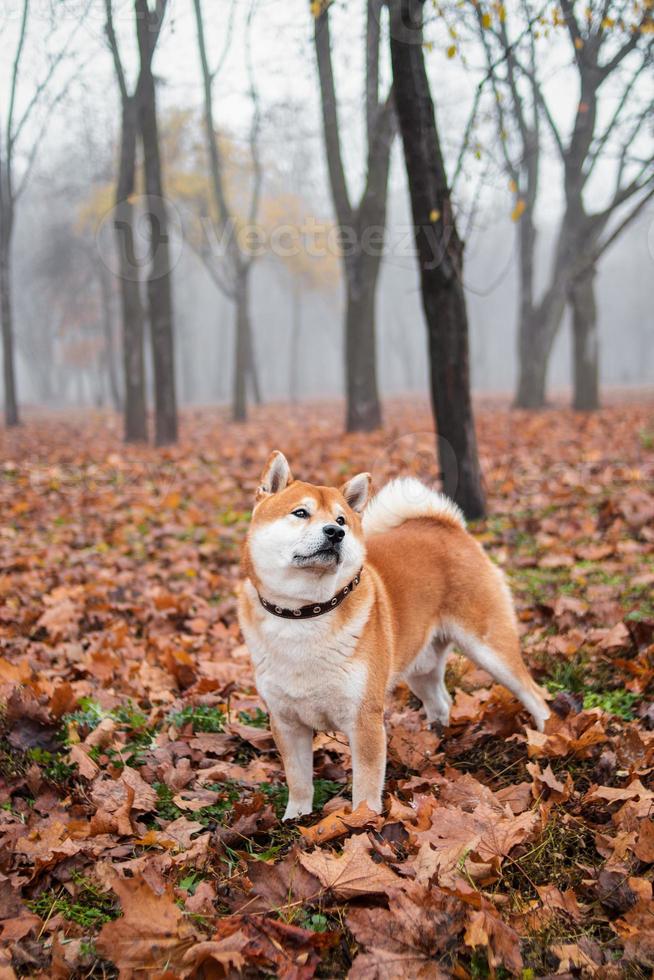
<box><xmin>270</xmin><ymin>714</ymin><xmax>314</xmax><ymax>820</ymax></box>
<box><xmin>350</xmin><ymin>709</ymin><xmax>386</xmax><ymax>813</ymax></box>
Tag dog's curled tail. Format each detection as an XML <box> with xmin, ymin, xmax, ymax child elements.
<box><xmin>362</xmin><ymin>477</ymin><xmax>465</xmax><ymax>538</ymax></box>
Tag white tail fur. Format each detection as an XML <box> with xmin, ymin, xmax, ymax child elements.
<box><xmin>362</xmin><ymin>477</ymin><xmax>465</xmax><ymax>538</ymax></box>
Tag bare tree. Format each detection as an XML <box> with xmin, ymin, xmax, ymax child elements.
<box><xmin>466</xmin><ymin>2</ymin><xmax>550</xmax><ymax>409</ymax></box>
<box><xmin>135</xmin><ymin>0</ymin><xmax>178</xmax><ymax>445</ymax></box>
<box><xmin>0</xmin><ymin>1</ymin><xmax>83</xmax><ymax>427</ymax></box>
<box><xmin>105</xmin><ymin>0</ymin><xmax>178</xmax><ymax>444</ymax></box>
<box><xmin>312</xmin><ymin>0</ymin><xmax>396</xmax><ymax>432</ymax></box>
<box><xmin>192</xmin><ymin>0</ymin><xmax>263</xmax><ymax>423</ymax></box>
<box><xmin>105</xmin><ymin>0</ymin><xmax>147</xmax><ymax>441</ymax></box>
<box><xmin>389</xmin><ymin>0</ymin><xmax>486</xmax><ymax>520</ymax></box>
<box><xmin>476</xmin><ymin>0</ymin><xmax>653</xmax><ymax>409</ymax></box>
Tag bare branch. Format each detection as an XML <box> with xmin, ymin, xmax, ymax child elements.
<box><xmin>210</xmin><ymin>0</ymin><xmax>238</xmax><ymax>82</ymax></box>
<box><xmin>104</xmin><ymin>0</ymin><xmax>129</xmax><ymax>105</ymax></box>
<box><xmin>313</xmin><ymin>5</ymin><xmax>353</xmax><ymax>227</ymax></box>
<box><xmin>594</xmin><ymin>183</ymin><xmax>654</xmax><ymax>261</ymax></box>
<box><xmin>6</xmin><ymin>0</ymin><xmax>30</xmax><ymax>167</ymax></box>
<box><xmin>365</xmin><ymin>0</ymin><xmax>383</xmax><ymax>152</ymax></box>
<box><xmin>244</xmin><ymin>0</ymin><xmax>263</xmax><ymax>236</ymax></box>
<box><xmin>12</xmin><ymin>0</ymin><xmax>91</xmax><ymax>155</ymax></box>
<box><xmin>585</xmin><ymin>54</ymin><xmax>649</xmax><ymax>179</ymax></box>
<box><xmin>192</xmin><ymin>0</ymin><xmax>235</xmax><ymax>235</ymax></box>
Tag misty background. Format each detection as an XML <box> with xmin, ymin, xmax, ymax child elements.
<box><xmin>2</xmin><ymin>0</ymin><xmax>653</xmax><ymax>412</ymax></box>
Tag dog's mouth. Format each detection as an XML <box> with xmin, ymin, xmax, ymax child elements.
<box><xmin>292</xmin><ymin>546</ymin><xmax>341</xmax><ymax>568</ymax></box>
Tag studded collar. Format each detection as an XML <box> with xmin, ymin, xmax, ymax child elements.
<box><xmin>257</xmin><ymin>569</ymin><xmax>363</xmax><ymax>619</ymax></box>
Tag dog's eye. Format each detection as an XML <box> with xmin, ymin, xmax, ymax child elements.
<box><xmin>336</xmin><ymin>516</ymin><xmax>346</xmax><ymax>526</ymax></box>
<box><xmin>292</xmin><ymin>508</ymin><xmax>310</xmax><ymax>519</ymax></box>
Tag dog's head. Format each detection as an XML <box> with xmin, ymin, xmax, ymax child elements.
<box><xmin>244</xmin><ymin>451</ymin><xmax>371</xmax><ymax>604</ymax></box>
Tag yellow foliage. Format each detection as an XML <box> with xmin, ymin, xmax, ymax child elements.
<box><xmin>75</xmin><ymin>107</ymin><xmax>340</xmax><ymax>295</ymax></box>
<box><xmin>511</xmin><ymin>199</ymin><xmax>527</xmax><ymax>222</ymax></box>
<box><xmin>481</xmin><ymin>11</ymin><xmax>492</xmax><ymax>28</ymax></box>
<box><xmin>446</xmin><ymin>44</ymin><xmax>457</xmax><ymax>58</ymax></box>
<box><xmin>429</xmin><ymin>209</ymin><xmax>441</xmax><ymax>222</ymax></box>
<box><xmin>310</xmin><ymin>0</ymin><xmax>331</xmax><ymax>17</ymax></box>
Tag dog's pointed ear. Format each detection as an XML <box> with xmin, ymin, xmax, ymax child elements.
<box><xmin>257</xmin><ymin>451</ymin><xmax>293</xmax><ymax>499</ymax></box>
<box><xmin>341</xmin><ymin>472</ymin><xmax>371</xmax><ymax>513</ymax></box>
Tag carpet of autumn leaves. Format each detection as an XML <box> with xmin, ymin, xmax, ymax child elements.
<box><xmin>1</xmin><ymin>397</ymin><xmax>654</xmax><ymax>980</ymax></box>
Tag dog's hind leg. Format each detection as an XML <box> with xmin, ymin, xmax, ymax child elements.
<box><xmin>447</xmin><ymin>622</ymin><xmax>550</xmax><ymax>732</ymax></box>
<box><xmin>405</xmin><ymin>639</ymin><xmax>452</xmax><ymax>726</ymax></box>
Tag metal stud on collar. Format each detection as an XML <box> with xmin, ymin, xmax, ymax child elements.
<box><xmin>257</xmin><ymin>568</ymin><xmax>363</xmax><ymax>620</ymax></box>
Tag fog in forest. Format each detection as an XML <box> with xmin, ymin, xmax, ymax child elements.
<box><xmin>2</xmin><ymin>0</ymin><xmax>653</xmax><ymax>415</ymax></box>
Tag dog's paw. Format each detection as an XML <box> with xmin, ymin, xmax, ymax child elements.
<box><xmin>282</xmin><ymin>799</ymin><xmax>313</xmax><ymax>821</ymax></box>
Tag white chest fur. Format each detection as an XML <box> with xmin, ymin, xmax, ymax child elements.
<box><xmin>241</xmin><ymin>581</ymin><xmax>371</xmax><ymax>733</ymax></box>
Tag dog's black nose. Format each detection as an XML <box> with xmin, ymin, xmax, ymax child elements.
<box><xmin>323</xmin><ymin>523</ymin><xmax>345</xmax><ymax>543</ymax></box>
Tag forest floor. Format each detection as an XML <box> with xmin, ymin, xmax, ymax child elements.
<box><xmin>1</xmin><ymin>398</ymin><xmax>653</xmax><ymax>979</ymax></box>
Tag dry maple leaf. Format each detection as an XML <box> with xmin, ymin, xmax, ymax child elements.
<box><xmin>184</xmin><ymin>915</ymin><xmax>334</xmax><ymax>980</ymax></box>
<box><xmin>409</xmin><ymin>802</ymin><xmax>537</xmax><ymax>886</ymax></box>
<box><xmin>299</xmin><ymin>802</ymin><xmax>383</xmax><ymax>846</ymax></box>
<box><xmin>527</xmin><ymin>761</ymin><xmax>573</xmax><ymax>802</ymax></box>
<box><xmin>464</xmin><ymin>908</ymin><xmax>524</xmax><ymax>974</ymax></box>
<box><xmin>298</xmin><ymin>832</ymin><xmax>401</xmax><ymax>899</ymax></box>
<box><xmin>583</xmin><ymin>780</ymin><xmax>653</xmax><ymax>805</ymax></box>
<box><xmin>536</xmin><ymin>883</ymin><xmax>584</xmax><ymax>922</ymax></box>
<box><xmin>96</xmin><ymin>870</ymin><xmax>200</xmax><ymax>978</ymax></box>
<box><xmin>348</xmin><ymin>883</ymin><xmax>465</xmax><ymax>979</ymax></box>
<box><xmin>14</xmin><ymin>821</ymin><xmax>82</xmax><ymax>877</ymax></box>
<box><xmin>36</xmin><ymin>595</ymin><xmax>80</xmax><ymax>642</ymax></box>
<box><xmin>245</xmin><ymin>849</ymin><xmax>321</xmax><ymax>913</ymax></box>
<box><xmin>550</xmin><ymin>941</ymin><xmax>601</xmax><ymax>974</ymax></box>
<box><xmin>388</xmin><ymin>723</ymin><xmax>441</xmax><ymax>771</ymax></box>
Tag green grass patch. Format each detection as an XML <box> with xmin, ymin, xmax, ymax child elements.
<box><xmin>583</xmin><ymin>689</ymin><xmax>637</xmax><ymax>720</ymax></box>
<box><xmin>168</xmin><ymin>705</ymin><xmax>226</xmax><ymax>733</ymax></box>
<box><xmin>152</xmin><ymin>780</ymin><xmax>241</xmax><ymax>828</ymax></box>
<box><xmin>27</xmin><ymin>873</ymin><xmax>119</xmax><ymax>928</ymax></box>
<box><xmin>26</xmin><ymin>748</ymin><xmax>76</xmax><ymax>785</ymax></box>
<box><xmin>62</xmin><ymin>698</ymin><xmax>158</xmax><ymax>768</ymax></box>
<box><xmin>237</xmin><ymin>707</ymin><xmax>269</xmax><ymax>728</ymax></box>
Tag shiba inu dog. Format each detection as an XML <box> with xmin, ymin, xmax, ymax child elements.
<box><xmin>238</xmin><ymin>451</ymin><xmax>550</xmax><ymax>820</ymax></box>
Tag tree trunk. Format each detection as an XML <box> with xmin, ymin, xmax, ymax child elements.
<box><xmin>245</xmin><ymin>310</ymin><xmax>262</xmax><ymax>406</ymax></box>
<box><xmin>514</xmin><ymin>282</ymin><xmax>567</xmax><ymax>409</ymax></box>
<box><xmin>114</xmin><ymin>97</ymin><xmax>148</xmax><ymax>442</ymax></box>
<box><xmin>389</xmin><ymin>0</ymin><xmax>485</xmax><ymax>520</ymax></box>
<box><xmin>515</xmin><ymin>311</ymin><xmax>553</xmax><ymax>409</ymax></box>
<box><xmin>345</xmin><ymin>253</ymin><xmax>382</xmax><ymax>431</ymax></box>
<box><xmin>232</xmin><ymin>268</ymin><xmax>250</xmax><ymax>422</ymax></box>
<box><xmin>0</xmin><ymin>231</ymin><xmax>19</xmax><ymax>427</ymax></box>
<box><xmin>97</xmin><ymin>262</ymin><xmax>122</xmax><ymax>412</ymax></box>
<box><xmin>571</xmin><ymin>268</ymin><xmax>599</xmax><ymax>411</ymax></box>
<box><xmin>137</xmin><ymin>4</ymin><xmax>178</xmax><ymax>447</ymax></box>
<box><xmin>313</xmin><ymin>4</ymin><xmax>392</xmax><ymax>434</ymax></box>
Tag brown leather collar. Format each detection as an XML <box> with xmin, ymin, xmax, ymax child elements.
<box><xmin>258</xmin><ymin>569</ymin><xmax>363</xmax><ymax>619</ymax></box>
